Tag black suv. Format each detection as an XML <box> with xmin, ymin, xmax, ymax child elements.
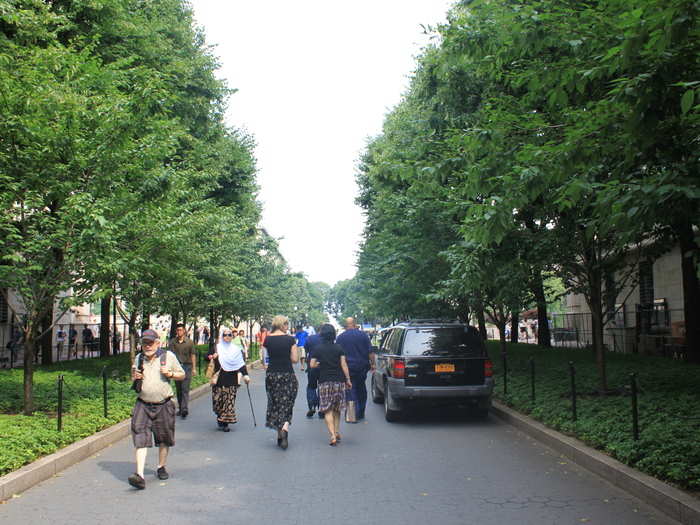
<box><xmin>370</xmin><ymin>320</ymin><xmax>494</xmax><ymax>421</ymax></box>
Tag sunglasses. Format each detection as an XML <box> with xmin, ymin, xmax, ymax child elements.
<box><xmin>223</xmin><ymin>333</ymin><xmax>233</xmax><ymax>337</ymax></box>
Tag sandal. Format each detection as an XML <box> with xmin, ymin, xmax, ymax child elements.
<box><xmin>335</xmin><ymin>433</ymin><xmax>342</xmax><ymax>442</ymax></box>
<box><xmin>329</xmin><ymin>437</ymin><xmax>338</xmax><ymax>446</ymax></box>
<box><xmin>279</xmin><ymin>430</ymin><xmax>288</xmax><ymax>450</ymax></box>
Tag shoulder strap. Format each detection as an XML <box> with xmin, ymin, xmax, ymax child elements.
<box><xmin>160</xmin><ymin>349</ymin><xmax>167</xmax><ymax>367</ymax></box>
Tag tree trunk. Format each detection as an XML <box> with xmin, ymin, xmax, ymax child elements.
<box><xmin>100</xmin><ymin>295</ymin><xmax>111</xmax><ymax>357</ymax></box>
<box><xmin>39</xmin><ymin>308</ymin><xmax>53</xmax><ymax>365</ymax></box>
<box><xmin>588</xmin><ymin>270</ymin><xmax>608</xmax><ymax>392</ymax></box>
<box><xmin>129</xmin><ymin>314</ymin><xmax>138</xmax><ymax>364</ymax></box>
<box><xmin>498</xmin><ymin>320</ymin><xmax>507</xmax><ymax>357</ymax></box>
<box><xmin>510</xmin><ymin>310</ymin><xmax>519</xmax><ymax>344</ymax></box>
<box><xmin>169</xmin><ymin>311</ymin><xmax>178</xmax><ymax>338</ymax></box>
<box><xmin>476</xmin><ymin>307</ymin><xmax>487</xmax><ymax>340</ymax></box>
<box><xmin>677</xmin><ymin>220</ymin><xmax>700</xmax><ymax>363</ymax></box>
<box><xmin>23</xmin><ymin>327</ymin><xmax>35</xmax><ymax>415</ymax></box>
<box><xmin>209</xmin><ymin>308</ymin><xmax>216</xmax><ymax>353</ymax></box>
<box><xmin>532</xmin><ymin>270</ymin><xmax>551</xmax><ymax>347</ymax></box>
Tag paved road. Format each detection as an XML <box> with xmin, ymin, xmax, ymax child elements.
<box><xmin>0</xmin><ymin>366</ymin><xmax>676</xmax><ymax>525</ymax></box>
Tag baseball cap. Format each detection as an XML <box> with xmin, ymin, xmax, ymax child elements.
<box><xmin>141</xmin><ymin>329</ymin><xmax>159</xmax><ymax>343</ymax></box>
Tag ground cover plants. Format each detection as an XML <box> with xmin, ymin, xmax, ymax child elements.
<box><xmin>0</xmin><ymin>348</ymin><xmax>218</xmax><ymax>477</ymax></box>
<box><xmin>487</xmin><ymin>341</ymin><xmax>700</xmax><ymax>492</ymax></box>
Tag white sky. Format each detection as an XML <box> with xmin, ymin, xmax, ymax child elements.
<box><xmin>190</xmin><ymin>1</ymin><xmax>453</xmax><ymax>285</ymax></box>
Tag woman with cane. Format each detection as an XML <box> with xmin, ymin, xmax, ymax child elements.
<box><xmin>207</xmin><ymin>329</ymin><xmax>250</xmax><ymax>432</ymax></box>
<box><xmin>309</xmin><ymin>324</ymin><xmax>352</xmax><ymax>446</ymax></box>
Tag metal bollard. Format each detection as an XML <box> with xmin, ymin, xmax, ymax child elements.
<box><xmin>502</xmin><ymin>352</ymin><xmax>508</xmax><ymax>395</ymax></box>
<box><xmin>630</xmin><ymin>373</ymin><xmax>639</xmax><ymax>441</ymax></box>
<box><xmin>530</xmin><ymin>357</ymin><xmax>535</xmax><ymax>403</ymax></box>
<box><xmin>569</xmin><ymin>362</ymin><xmax>577</xmax><ymax>422</ymax></box>
<box><xmin>57</xmin><ymin>375</ymin><xmax>64</xmax><ymax>432</ymax></box>
<box><xmin>102</xmin><ymin>366</ymin><xmax>108</xmax><ymax>418</ymax></box>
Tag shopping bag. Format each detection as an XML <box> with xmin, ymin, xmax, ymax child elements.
<box><xmin>345</xmin><ymin>389</ymin><xmax>357</xmax><ymax>423</ymax></box>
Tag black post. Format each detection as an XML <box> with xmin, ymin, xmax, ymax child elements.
<box><xmin>530</xmin><ymin>357</ymin><xmax>535</xmax><ymax>403</ymax></box>
<box><xmin>630</xmin><ymin>373</ymin><xmax>639</xmax><ymax>441</ymax></box>
<box><xmin>502</xmin><ymin>352</ymin><xmax>508</xmax><ymax>395</ymax></box>
<box><xmin>569</xmin><ymin>361</ymin><xmax>577</xmax><ymax>422</ymax></box>
<box><xmin>57</xmin><ymin>375</ymin><xmax>64</xmax><ymax>432</ymax></box>
<box><xmin>102</xmin><ymin>366</ymin><xmax>108</xmax><ymax>418</ymax></box>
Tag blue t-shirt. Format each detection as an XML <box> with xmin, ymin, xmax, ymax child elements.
<box><xmin>305</xmin><ymin>333</ymin><xmax>321</xmax><ymax>360</ymax></box>
<box><xmin>295</xmin><ymin>330</ymin><xmax>308</xmax><ymax>348</ymax></box>
<box><xmin>336</xmin><ymin>329</ymin><xmax>372</xmax><ymax>372</ymax></box>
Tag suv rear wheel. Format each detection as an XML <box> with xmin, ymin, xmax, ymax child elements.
<box><xmin>371</xmin><ymin>374</ymin><xmax>384</xmax><ymax>404</ymax></box>
<box><xmin>384</xmin><ymin>381</ymin><xmax>402</xmax><ymax>422</ymax></box>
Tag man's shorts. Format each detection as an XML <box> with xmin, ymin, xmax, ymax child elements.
<box><xmin>131</xmin><ymin>398</ymin><xmax>176</xmax><ymax>448</ymax></box>
<box><xmin>298</xmin><ymin>346</ymin><xmax>306</xmax><ymax>359</ymax></box>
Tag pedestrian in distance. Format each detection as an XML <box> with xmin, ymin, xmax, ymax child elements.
<box><xmin>207</xmin><ymin>329</ymin><xmax>250</xmax><ymax>432</ymax></box>
<box><xmin>309</xmin><ymin>324</ymin><xmax>352</xmax><ymax>446</ymax></box>
<box><xmin>168</xmin><ymin>323</ymin><xmax>197</xmax><ymax>419</ymax></box>
<box><xmin>236</xmin><ymin>329</ymin><xmax>249</xmax><ymax>359</ymax></box>
<box><xmin>128</xmin><ymin>329</ymin><xmax>185</xmax><ymax>490</ymax></box>
<box><xmin>304</xmin><ymin>325</ymin><xmax>322</xmax><ymax>418</ymax></box>
<box><xmin>336</xmin><ymin>317</ymin><xmax>375</xmax><ymax>421</ymax></box>
<box><xmin>295</xmin><ymin>325</ymin><xmax>309</xmax><ymax>371</ymax></box>
<box><xmin>262</xmin><ymin>315</ymin><xmax>299</xmax><ymax>449</ymax></box>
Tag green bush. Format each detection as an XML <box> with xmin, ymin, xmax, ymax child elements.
<box><xmin>487</xmin><ymin>341</ymin><xmax>700</xmax><ymax>491</ymax></box>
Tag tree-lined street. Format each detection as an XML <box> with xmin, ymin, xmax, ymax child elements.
<box><xmin>0</xmin><ymin>367</ymin><xmax>675</xmax><ymax>525</ymax></box>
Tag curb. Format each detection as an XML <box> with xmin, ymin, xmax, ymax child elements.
<box><xmin>0</xmin><ymin>361</ymin><xmax>260</xmax><ymax>502</ymax></box>
<box><xmin>492</xmin><ymin>401</ymin><xmax>700</xmax><ymax>525</ymax></box>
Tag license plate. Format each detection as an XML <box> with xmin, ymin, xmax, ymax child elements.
<box><xmin>435</xmin><ymin>363</ymin><xmax>455</xmax><ymax>373</ymax></box>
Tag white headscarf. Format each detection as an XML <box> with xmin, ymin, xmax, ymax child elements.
<box><xmin>217</xmin><ymin>333</ymin><xmax>245</xmax><ymax>372</ymax></box>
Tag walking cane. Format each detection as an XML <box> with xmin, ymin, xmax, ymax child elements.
<box><xmin>245</xmin><ymin>382</ymin><xmax>257</xmax><ymax>427</ymax></box>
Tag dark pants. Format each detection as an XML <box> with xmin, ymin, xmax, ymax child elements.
<box><xmin>307</xmin><ymin>367</ymin><xmax>320</xmax><ymax>409</ymax></box>
<box><xmin>349</xmin><ymin>368</ymin><xmax>368</xmax><ymax>418</ymax></box>
<box><xmin>175</xmin><ymin>364</ymin><xmax>192</xmax><ymax>415</ymax></box>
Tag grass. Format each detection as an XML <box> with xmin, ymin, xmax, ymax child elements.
<box><xmin>0</xmin><ymin>344</ymin><xmax>252</xmax><ymax>477</ymax></box>
<box><xmin>486</xmin><ymin>340</ymin><xmax>700</xmax><ymax>492</ymax></box>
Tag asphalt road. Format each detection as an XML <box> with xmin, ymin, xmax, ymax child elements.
<box><xmin>0</xmin><ymin>366</ymin><xmax>677</xmax><ymax>525</ymax></box>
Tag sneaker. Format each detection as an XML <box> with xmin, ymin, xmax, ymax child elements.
<box><xmin>128</xmin><ymin>473</ymin><xmax>145</xmax><ymax>489</ymax></box>
<box><xmin>157</xmin><ymin>466</ymin><xmax>169</xmax><ymax>480</ymax></box>
<box><xmin>180</xmin><ymin>411</ymin><xmax>188</xmax><ymax>419</ymax></box>
<box><xmin>318</xmin><ymin>411</ymin><xmax>324</xmax><ymax>419</ymax></box>
<box><xmin>222</xmin><ymin>423</ymin><xmax>230</xmax><ymax>432</ymax></box>
<box><xmin>306</xmin><ymin>409</ymin><xmax>315</xmax><ymax>418</ymax></box>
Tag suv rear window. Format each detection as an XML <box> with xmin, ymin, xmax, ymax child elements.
<box><xmin>402</xmin><ymin>327</ymin><xmax>484</xmax><ymax>356</ymax></box>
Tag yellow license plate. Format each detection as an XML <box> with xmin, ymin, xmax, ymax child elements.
<box><xmin>435</xmin><ymin>363</ymin><xmax>455</xmax><ymax>373</ymax></box>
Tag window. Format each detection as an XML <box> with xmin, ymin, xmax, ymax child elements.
<box><xmin>402</xmin><ymin>327</ymin><xmax>485</xmax><ymax>357</ymax></box>
<box><xmin>0</xmin><ymin>290</ymin><xmax>8</xmax><ymax>323</ymax></box>
<box><xmin>638</xmin><ymin>261</ymin><xmax>654</xmax><ymax>306</ymax></box>
<box><xmin>386</xmin><ymin>329</ymin><xmax>403</xmax><ymax>354</ymax></box>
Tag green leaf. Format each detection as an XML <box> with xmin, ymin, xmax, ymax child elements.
<box><xmin>680</xmin><ymin>89</ymin><xmax>695</xmax><ymax>115</ymax></box>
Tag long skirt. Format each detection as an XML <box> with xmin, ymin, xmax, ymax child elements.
<box><xmin>318</xmin><ymin>381</ymin><xmax>347</xmax><ymax>413</ymax></box>
<box><xmin>265</xmin><ymin>371</ymin><xmax>298</xmax><ymax>430</ymax></box>
<box><xmin>212</xmin><ymin>385</ymin><xmax>238</xmax><ymax>424</ymax></box>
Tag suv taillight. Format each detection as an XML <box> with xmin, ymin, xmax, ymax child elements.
<box><xmin>485</xmin><ymin>359</ymin><xmax>493</xmax><ymax>377</ymax></box>
<box><xmin>390</xmin><ymin>358</ymin><xmax>405</xmax><ymax>379</ymax></box>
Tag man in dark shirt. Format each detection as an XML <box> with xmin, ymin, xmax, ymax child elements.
<box><xmin>168</xmin><ymin>323</ymin><xmax>196</xmax><ymax>418</ymax></box>
<box><xmin>336</xmin><ymin>317</ymin><xmax>375</xmax><ymax>420</ymax></box>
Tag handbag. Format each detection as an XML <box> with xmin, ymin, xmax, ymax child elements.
<box><xmin>345</xmin><ymin>389</ymin><xmax>357</xmax><ymax>423</ymax></box>
<box><xmin>205</xmin><ymin>359</ymin><xmax>215</xmax><ymax>379</ymax></box>
<box><xmin>210</xmin><ymin>369</ymin><xmax>220</xmax><ymax>385</ymax></box>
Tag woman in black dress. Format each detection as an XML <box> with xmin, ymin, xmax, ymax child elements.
<box><xmin>262</xmin><ymin>315</ymin><xmax>299</xmax><ymax>449</ymax></box>
<box><xmin>309</xmin><ymin>324</ymin><xmax>352</xmax><ymax>446</ymax></box>
<box><xmin>207</xmin><ymin>329</ymin><xmax>250</xmax><ymax>432</ymax></box>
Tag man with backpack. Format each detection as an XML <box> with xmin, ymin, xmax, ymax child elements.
<box><xmin>128</xmin><ymin>329</ymin><xmax>185</xmax><ymax>490</ymax></box>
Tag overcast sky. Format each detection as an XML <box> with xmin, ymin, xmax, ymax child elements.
<box><xmin>189</xmin><ymin>1</ymin><xmax>453</xmax><ymax>286</ymax></box>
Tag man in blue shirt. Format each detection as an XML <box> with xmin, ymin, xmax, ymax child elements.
<box><xmin>304</xmin><ymin>327</ymin><xmax>322</xmax><ymax>418</ymax></box>
<box><xmin>295</xmin><ymin>325</ymin><xmax>309</xmax><ymax>371</ymax></box>
<box><xmin>336</xmin><ymin>317</ymin><xmax>376</xmax><ymax>420</ymax></box>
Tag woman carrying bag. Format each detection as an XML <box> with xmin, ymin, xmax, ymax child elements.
<box><xmin>207</xmin><ymin>329</ymin><xmax>250</xmax><ymax>432</ymax></box>
<box><xmin>309</xmin><ymin>324</ymin><xmax>352</xmax><ymax>446</ymax></box>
